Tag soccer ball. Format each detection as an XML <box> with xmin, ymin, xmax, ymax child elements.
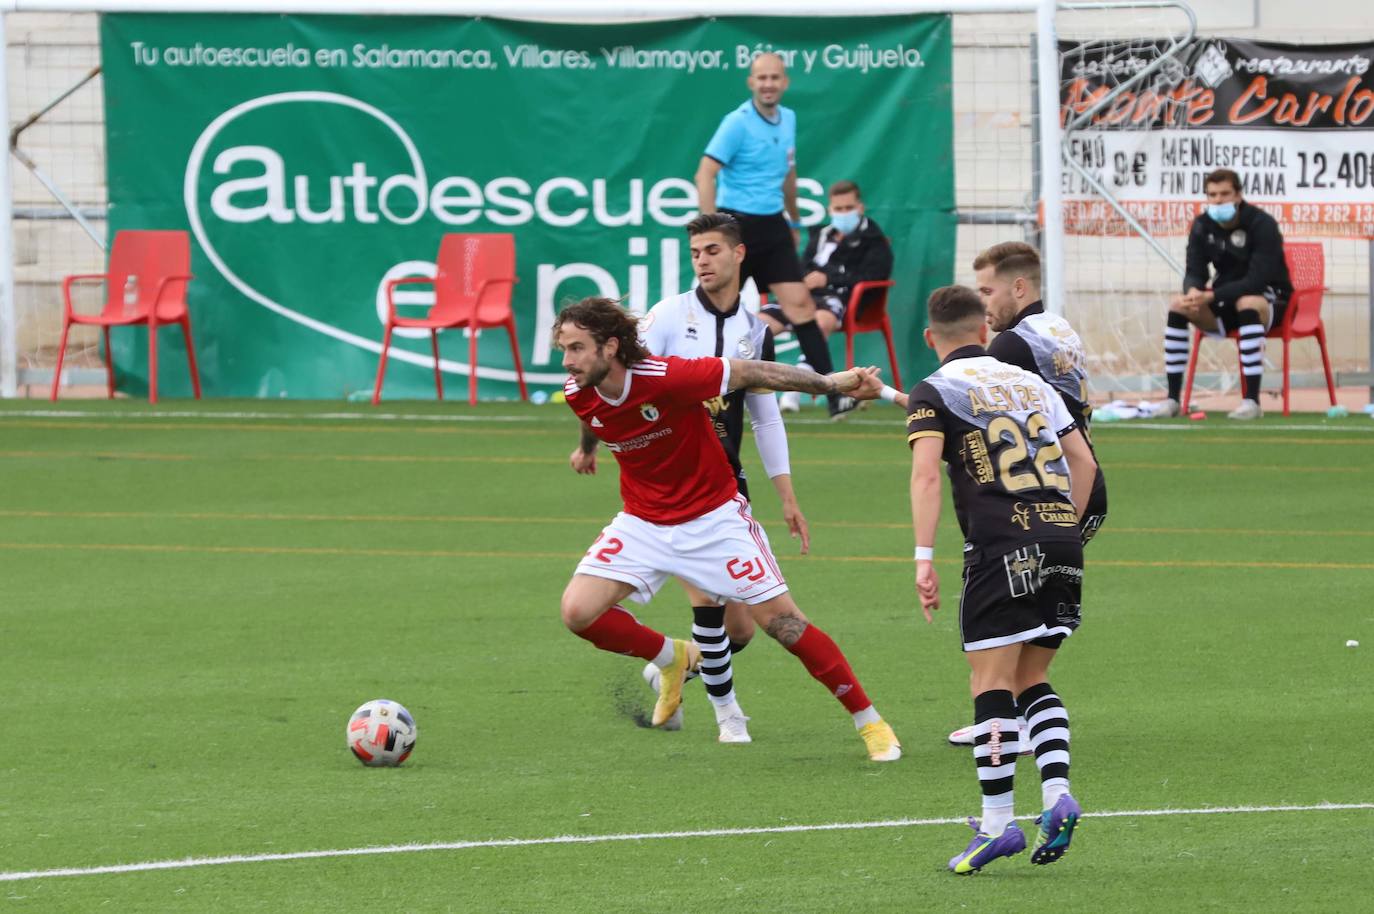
<box><xmin>346</xmin><ymin>699</ymin><xmax>417</xmax><ymax>767</ymax></box>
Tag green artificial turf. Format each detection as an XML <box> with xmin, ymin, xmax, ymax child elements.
<box><xmin>1</xmin><ymin>401</ymin><xmax>1370</xmax><ymax>911</ymax></box>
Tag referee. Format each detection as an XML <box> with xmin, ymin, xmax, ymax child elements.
<box><xmin>695</xmin><ymin>52</ymin><xmax>854</xmax><ymax>420</ymax></box>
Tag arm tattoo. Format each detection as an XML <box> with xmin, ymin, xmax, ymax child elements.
<box><xmin>731</xmin><ymin>359</ymin><xmax>837</xmax><ymax>395</ymax></box>
<box><xmin>579</xmin><ymin>423</ymin><xmax>599</xmax><ymax>453</ymax></box>
<box><xmin>765</xmin><ymin>610</ymin><xmax>810</xmax><ymax>647</ymax></box>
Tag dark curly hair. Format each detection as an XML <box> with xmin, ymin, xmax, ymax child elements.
<box><xmin>553</xmin><ymin>297</ymin><xmax>651</xmax><ymax>367</ymax></box>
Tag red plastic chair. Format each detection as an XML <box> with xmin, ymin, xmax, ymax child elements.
<box><xmin>372</xmin><ymin>233</ymin><xmax>526</xmax><ymax>406</ymax></box>
<box><xmin>1181</xmin><ymin>242</ymin><xmax>1335</xmax><ymax>416</ymax></box>
<box><xmin>843</xmin><ymin>280</ymin><xmax>902</xmax><ymax>391</ymax></box>
<box><xmin>50</xmin><ymin>229</ymin><xmax>200</xmax><ymax>404</ymax></box>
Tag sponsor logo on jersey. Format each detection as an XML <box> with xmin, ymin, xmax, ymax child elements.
<box><xmin>907</xmin><ymin>408</ymin><xmax>935</xmax><ymax>422</ymax></box>
<box><xmin>685</xmin><ymin>326</ymin><xmax>698</xmax><ymax>339</ymax></box>
<box><xmin>639</xmin><ymin>403</ymin><xmax>660</xmax><ymax>422</ymax></box>
<box><xmin>1030</xmin><ymin>501</ymin><xmax>1078</xmax><ymax>526</ymax></box>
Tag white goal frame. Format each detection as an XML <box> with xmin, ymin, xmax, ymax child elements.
<box><xmin>0</xmin><ymin>0</ymin><xmax>1066</xmax><ymax>398</ymax></box>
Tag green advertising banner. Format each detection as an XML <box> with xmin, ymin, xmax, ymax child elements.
<box><xmin>101</xmin><ymin>14</ymin><xmax>953</xmax><ymax>399</ymax></box>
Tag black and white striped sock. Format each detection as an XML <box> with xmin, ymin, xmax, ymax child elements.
<box><xmin>1018</xmin><ymin>682</ymin><xmax>1071</xmax><ymax>810</ymax></box>
<box><xmin>973</xmin><ymin>689</ymin><xmax>1019</xmax><ymax>836</ymax></box>
<box><xmin>1237</xmin><ymin>309</ymin><xmax>1265</xmax><ymax>402</ymax></box>
<box><xmin>692</xmin><ymin>605</ymin><xmax>736</xmax><ymax>709</ymax></box>
<box><xmin>1164</xmin><ymin>311</ymin><xmax>1191</xmax><ymax>402</ymax></box>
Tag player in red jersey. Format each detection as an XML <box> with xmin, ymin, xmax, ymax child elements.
<box><xmin>556</xmin><ymin>296</ymin><xmax>901</xmax><ymax>761</ymax></box>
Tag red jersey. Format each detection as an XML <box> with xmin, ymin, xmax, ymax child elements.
<box><xmin>565</xmin><ymin>355</ymin><xmax>739</xmax><ymax>525</ymax></box>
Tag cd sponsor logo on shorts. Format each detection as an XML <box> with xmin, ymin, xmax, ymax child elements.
<box><xmin>1003</xmin><ymin>544</ymin><xmax>1044</xmax><ymax>598</ymax></box>
<box><xmin>1041</xmin><ymin>564</ymin><xmax>1084</xmax><ymax>581</ymax></box>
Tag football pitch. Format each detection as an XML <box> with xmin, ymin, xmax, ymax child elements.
<box><xmin>2</xmin><ymin>399</ymin><xmax>1371</xmax><ymax>912</ymax></box>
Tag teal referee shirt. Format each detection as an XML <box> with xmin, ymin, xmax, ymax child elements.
<box><xmin>704</xmin><ymin>100</ymin><xmax>796</xmax><ymax>216</ymax></box>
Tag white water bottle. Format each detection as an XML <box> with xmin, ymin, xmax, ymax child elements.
<box><xmin>123</xmin><ymin>274</ymin><xmax>138</xmax><ymax>307</ymax></box>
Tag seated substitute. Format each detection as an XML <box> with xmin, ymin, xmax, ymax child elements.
<box><xmin>1161</xmin><ymin>167</ymin><xmax>1292</xmax><ymax>420</ymax></box>
<box><xmin>758</xmin><ymin>180</ymin><xmax>893</xmax><ymax>414</ymax></box>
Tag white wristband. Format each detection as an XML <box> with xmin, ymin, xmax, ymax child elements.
<box><xmin>880</xmin><ymin>385</ymin><xmax>900</xmax><ymax>403</ymax></box>
<box><xmin>914</xmin><ymin>546</ymin><xmax>934</xmax><ymax>561</ymax></box>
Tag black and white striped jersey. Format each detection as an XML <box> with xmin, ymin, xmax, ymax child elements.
<box><xmin>989</xmin><ymin>302</ymin><xmax>1091</xmax><ymax>433</ymax></box>
<box><xmin>906</xmin><ymin>346</ymin><xmax>1081</xmax><ymax>553</ymax></box>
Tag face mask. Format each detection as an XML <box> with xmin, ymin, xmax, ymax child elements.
<box><xmin>1206</xmin><ymin>202</ymin><xmax>1237</xmax><ymax>223</ymax></box>
<box><xmin>829</xmin><ymin>210</ymin><xmax>861</xmax><ymax>235</ymax></box>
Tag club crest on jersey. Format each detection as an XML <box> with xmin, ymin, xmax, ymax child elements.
<box><xmin>1231</xmin><ymin>229</ymin><xmax>1247</xmax><ymax>247</ymax></box>
<box><xmin>685</xmin><ymin>326</ymin><xmax>698</xmax><ymax>340</ymax></box>
<box><xmin>736</xmin><ymin>336</ymin><xmax>755</xmax><ymax>358</ymax></box>
<box><xmin>639</xmin><ymin>403</ymin><xmax>660</xmax><ymax>422</ymax></box>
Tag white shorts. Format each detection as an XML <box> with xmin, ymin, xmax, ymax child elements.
<box><xmin>575</xmin><ymin>494</ymin><xmax>789</xmax><ymax>606</ymax></box>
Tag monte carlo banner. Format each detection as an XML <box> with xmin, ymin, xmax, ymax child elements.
<box><xmin>1060</xmin><ymin>37</ymin><xmax>1374</xmax><ymax>238</ymax></box>
<box><xmin>101</xmin><ymin>15</ymin><xmax>953</xmax><ymax>400</ymax></box>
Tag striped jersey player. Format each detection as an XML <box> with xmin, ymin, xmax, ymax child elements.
<box><xmin>975</xmin><ymin>242</ymin><xmax>1107</xmax><ymax>544</ymax></box>
<box><xmin>902</xmin><ymin>286</ymin><xmax>1097</xmax><ymax>874</ymax></box>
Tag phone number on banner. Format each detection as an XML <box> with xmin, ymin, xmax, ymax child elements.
<box><xmin>1061</xmin><ymin>128</ymin><xmax>1374</xmax><ymax>237</ymax></box>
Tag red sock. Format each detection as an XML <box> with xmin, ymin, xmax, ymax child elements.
<box><xmin>786</xmin><ymin>624</ymin><xmax>872</xmax><ymax>714</ymax></box>
<box><xmin>576</xmin><ymin>606</ymin><xmax>668</xmax><ymax>662</ymax></box>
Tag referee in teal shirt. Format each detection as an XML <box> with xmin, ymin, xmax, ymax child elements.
<box><xmin>695</xmin><ymin>52</ymin><xmax>852</xmax><ymax>419</ymax></box>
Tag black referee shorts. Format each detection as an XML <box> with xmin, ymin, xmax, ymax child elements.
<box><xmin>718</xmin><ymin>208</ymin><xmax>804</xmax><ymax>289</ymax></box>
<box><xmin>958</xmin><ymin>539</ymin><xmax>1083</xmax><ymax>653</ymax></box>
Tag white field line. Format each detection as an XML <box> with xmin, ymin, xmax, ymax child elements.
<box><xmin>2</xmin><ymin>802</ymin><xmax>1369</xmax><ymax>883</ymax></box>
<box><xmin>0</xmin><ymin>409</ymin><xmax>1369</xmax><ymax>432</ymax></box>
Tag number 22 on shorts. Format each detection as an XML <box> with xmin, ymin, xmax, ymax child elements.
<box><xmin>586</xmin><ymin>534</ymin><xmax>624</xmax><ymax>563</ymax></box>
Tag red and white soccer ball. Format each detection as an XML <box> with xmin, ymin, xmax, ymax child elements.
<box><xmin>347</xmin><ymin>699</ymin><xmax>417</xmax><ymax>767</ymax></box>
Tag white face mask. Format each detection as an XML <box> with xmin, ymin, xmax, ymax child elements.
<box><xmin>829</xmin><ymin>210</ymin><xmax>861</xmax><ymax>235</ymax></box>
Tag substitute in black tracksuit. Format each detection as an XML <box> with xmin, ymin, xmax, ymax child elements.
<box><xmin>1162</xmin><ymin>167</ymin><xmax>1292</xmax><ymax>419</ymax></box>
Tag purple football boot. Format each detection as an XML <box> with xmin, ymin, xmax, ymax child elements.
<box><xmin>1031</xmin><ymin>794</ymin><xmax>1082</xmax><ymax>865</ymax></box>
<box><xmin>948</xmin><ymin>817</ymin><xmax>1027</xmax><ymax>874</ymax></box>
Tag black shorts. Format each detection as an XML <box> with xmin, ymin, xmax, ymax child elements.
<box><xmin>1209</xmin><ymin>285</ymin><xmax>1290</xmax><ymax>336</ymax></box>
<box><xmin>719</xmin><ymin>208</ymin><xmax>804</xmax><ymax>289</ymax></box>
<box><xmin>1080</xmin><ymin>466</ymin><xmax>1108</xmax><ymax>546</ymax></box>
<box><xmin>959</xmin><ymin>540</ymin><xmax>1083</xmax><ymax>652</ymax></box>
<box><xmin>759</xmin><ymin>289</ymin><xmax>846</xmax><ymax>329</ymax></box>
